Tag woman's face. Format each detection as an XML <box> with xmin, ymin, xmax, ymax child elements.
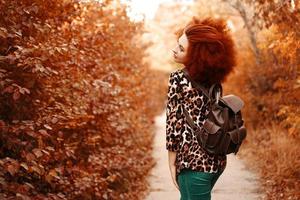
<box><xmin>172</xmin><ymin>33</ymin><xmax>189</xmax><ymax>64</ymax></box>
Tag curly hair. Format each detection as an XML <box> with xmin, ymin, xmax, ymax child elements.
<box><xmin>175</xmin><ymin>16</ymin><xmax>237</xmax><ymax>87</ymax></box>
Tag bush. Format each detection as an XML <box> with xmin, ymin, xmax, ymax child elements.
<box><xmin>0</xmin><ymin>0</ymin><xmax>164</xmax><ymax>199</ymax></box>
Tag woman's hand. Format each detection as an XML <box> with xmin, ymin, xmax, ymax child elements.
<box><xmin>168</xmin><ymin>151</ymin><xmax>179</xmax><ymax>190</ymax></box>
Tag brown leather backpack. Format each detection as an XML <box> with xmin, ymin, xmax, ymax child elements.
<box><xmin>182</xmin><ymin>68</ymin><xmax>247</xmax><ymax>156</ymax></box>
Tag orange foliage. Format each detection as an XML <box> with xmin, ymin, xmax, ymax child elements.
<box><xmin>0</xmin><ymin>0</ymin><xmax>163</xmax><ymax>199</ymax></box>
<box><xmin>225</xmin><ymin>1</ymin><xmax>300</xmax><ymax>199</ymax></box>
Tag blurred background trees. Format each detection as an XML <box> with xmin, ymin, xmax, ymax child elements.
<box><xmin>227</xmin><ymin>1</ymin><xmax>300</xmax><ymax>199</ymax></box>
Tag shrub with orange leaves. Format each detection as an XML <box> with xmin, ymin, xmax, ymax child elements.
<box><xmin>223</xmin><ymin>1</ymin><xmax>300</xmax><ymax>199</ymax></box>
<box><xmin>0</xmin><ymin>0</ymin><xmax>162</xmax><ymax>199</ymax></box>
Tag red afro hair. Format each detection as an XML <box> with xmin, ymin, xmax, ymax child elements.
<box><xmin>175</xmin><ymin>16</ymin><xmax>237</xmax><ymax>87</ymax></box>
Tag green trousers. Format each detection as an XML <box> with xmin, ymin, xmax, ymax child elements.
<box><xmin>177</xmin><ymin>168</ymin><xmax>224</xmax><ymax>200</ymax></box>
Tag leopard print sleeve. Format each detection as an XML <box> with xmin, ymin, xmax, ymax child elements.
<box><xmin>166</xmin><ymin>71</ymin><xmax>183</xmax><ymax>152</ymax></box>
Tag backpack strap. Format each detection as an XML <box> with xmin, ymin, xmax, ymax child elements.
<box><xmin>182</xmin><ymin>68</ymin><xmax>210</xmax><ymax>98</ymax></box>
<box><xmin>209</xmin><ymin>83</ymin><xmax>223</xmax><ymax>105</ymax></box>
<box><xmin>181</xmin><ymin>67</ymin><xmax>222</xmax><ymax>132</ymax></box>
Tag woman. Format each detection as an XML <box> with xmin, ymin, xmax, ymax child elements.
<box><xmin>166</xmin><ymin>16</ymin><xmax>237</xmax><ymax>200</ymax></box>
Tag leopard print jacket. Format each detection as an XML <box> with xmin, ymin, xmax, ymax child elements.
<box><xmin>166</xmin><ymin>68</ymin><xmax>227</xmax><ymax>178</ymax></box>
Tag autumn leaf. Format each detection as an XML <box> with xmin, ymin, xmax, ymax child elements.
<box><xmin>0</xmin><ymin>27</ymin><xmax>8</xmax><ymax>38</ymax></box>
<box><xmin>7</xmin><ymin>162</ymin><xmax>20</xmax><ymax>176</ymax></box>
<box><xmin>43</xmin><ymin>124</ymin><xmax>52</xmax><ymax>130</ymax></box>
<box><xmin>38</xmin><ymin>129</ymin><xmax>51</xmax><ymax>137</ymax></box>
<box><xmin>20</xmin><ymin>162</ymin><xmax>29</xmax><ymax>171</ymax></box>
<box><xmin>32</xmin><ymin>148</ymin><xmax>43</xmax><ymax>158</ymax></box>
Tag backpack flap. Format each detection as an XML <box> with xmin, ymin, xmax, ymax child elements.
<box><xmin>220</xmin><ymin>94</ymin><xmax>244</xmax><ymax>114</ymax></box>
<box><xmin>202</xmin><ymin>119</ymin><xmax>223</xmax><ymax>148</ymax></box>
<box><xmin>203</xmin><ymin>119</ymin><xmax>221</xmax><ymax>134</ymax></box>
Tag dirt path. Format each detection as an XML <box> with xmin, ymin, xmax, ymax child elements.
<box><xmin>145</xmin><ymin>112</ymin><xmax>266</xmax><ymax>200</ymax></box>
